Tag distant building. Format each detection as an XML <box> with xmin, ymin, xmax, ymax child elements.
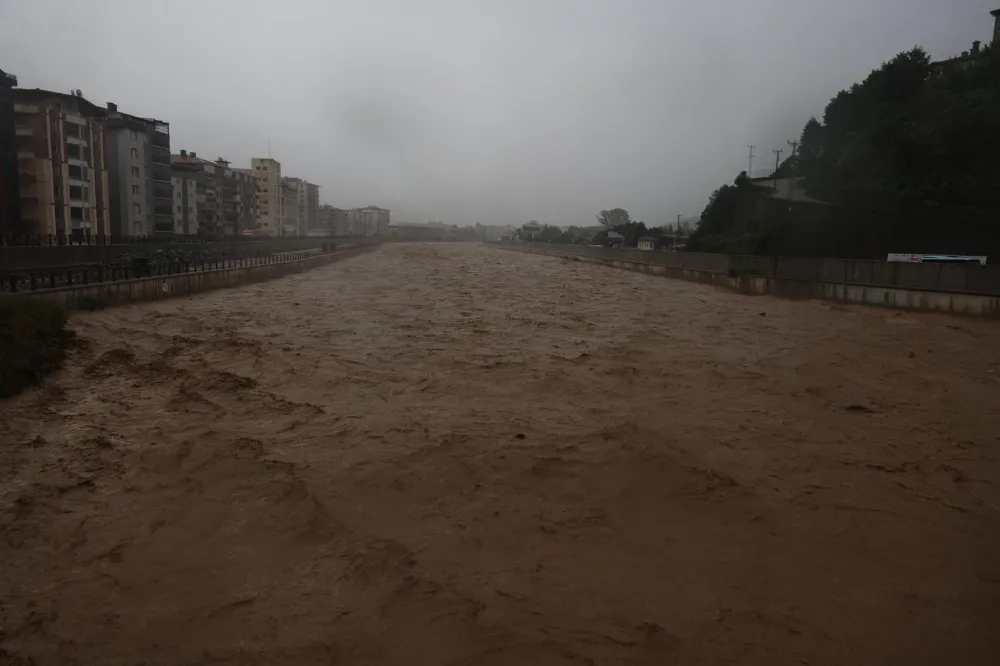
<box><xmin>0</xmin><ymin>69</ymin><xmax>18</xmax><ymax>236</ymax></box>
<box><xmin>105</xmin><ymin>102</ymin><xmax>173</xmax><ymax>237</ymax></box>
<box><xmin>171</xmin><ymin>151</ymin><xmax>255</xmax><ymax>236</ymax></box>
<box><xmin>12</xmin><ymin>88</ymin><xmax>111</xmax><ymax>238</ymax></box>
<box><xmin>521</xmin><ymin>220</ymin><xmax>541</xmax><ymax>240</ymax></box>
<box><xmin>346</xmin><ymin>206</ymin><xmax>389</xmax><ymax>236</ymax></box>
<box><xmin>931</xmin><ymin>8</ymin><xmax>999</xmax><ymax>76</ymax></box>
<box><xmin>251</xmin><ymin>157</ymin><xmax>281</xmax><ymax>235</ymax></box>
<box><xmin>280</xmin><ymin>177</ymin><xmax>319</xmax><ymax>236</ymax></box>
<box><xmin>301</xmin><ymin>180</ymin><xmax>319</xmax><ymax>233</ymax></box>
<box><xmin>170</xmin><ymin>160</ymin><xmax>198</xmax><ymax>235</ymax></box>
<box><xmin>280</xmin><ymin>178</ymin><xmax>298</xmax><ymax>235</ymax></box>
<box><xmin>638</xmin><ymin>236</ymin><xmax>656</xmax><ymax>251</ymax></box>
<box><xmin>316</xmin><ymin>204</ymin><xmax>351</xmax><ymax>236</ymax></box>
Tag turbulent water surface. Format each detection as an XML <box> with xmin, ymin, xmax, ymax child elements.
<box><xmin>2</xmin><ymin>242</ymin><xmax>999</xmax><ymax>665</ymax></box>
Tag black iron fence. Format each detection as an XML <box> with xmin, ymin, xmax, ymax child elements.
<box><xmin>0</xmin><ymin>233</ymin><xmax>346</xmax><ymax>247</ymax></box>
<box><xmin>1</xmin><ymin>250</ymin><xmax>319</xmax><ymax>293</ymax></box>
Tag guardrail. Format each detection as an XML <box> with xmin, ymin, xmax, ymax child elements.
<box><xmin>1</xmin><ymin>250</ymin><xmax>319</xmax><ymax>293</ymax></box>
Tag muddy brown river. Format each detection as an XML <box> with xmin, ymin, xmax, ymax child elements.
<box><xmin>2</xmin><ymin>242</ymin><xmax>999</xmax><ymax>665</ymax></box>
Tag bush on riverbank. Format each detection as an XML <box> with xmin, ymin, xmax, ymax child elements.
<box><xmin>0</xmin><ymin>297</ymin><xmax>73</xmax><ymax>398</ymax></box>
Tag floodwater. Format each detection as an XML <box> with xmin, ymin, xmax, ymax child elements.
<box><xmin>2</xmin><ymin>242</ymin><xmax>999</xmax><ymax>665</ymax></box>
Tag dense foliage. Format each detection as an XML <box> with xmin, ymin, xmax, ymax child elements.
<box><xmin>597</xmin><ymin>208</ymin><xmax>632</xmax><ymax>228</ymax></box>
<box><xmin>0</xmin><ymin>297</ymin><xmax>73</xmax><ymax>398</ymax></box>
<box><xmin>794</xmin><ymin>45</ymin><xmax>1000</xmax><ymax>209</ymax></box>
<box><xmin>690</xmin><ymin>41</ymin><xmax>1000</xmax><ymax>254</ymax></box>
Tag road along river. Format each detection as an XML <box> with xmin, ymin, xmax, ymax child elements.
<box><xmin>2</xmin><ymin>242</ymin><xmax>999</xmax><ymax>665</ymax></box>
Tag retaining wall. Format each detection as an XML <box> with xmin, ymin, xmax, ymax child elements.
<box><xmin>10</xmin><ymin>243</ymin><xmax>380</xmax><ymax>311</ymax></box>
<box><xmin>492</xmin><ymin>243</ymin><xmax>1000</xmax><ymax>317</ymax></box>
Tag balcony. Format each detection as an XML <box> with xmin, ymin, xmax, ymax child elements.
<box><xmin>151</xmin><ymin>130</ymin><xmax>169</xmax><ymax>149</ymax></box>
<box><xmin>15</xmin><ymin>125</ymin><xmax>32</xmax><ymax>137</ymax></box>
<box><xmin>16</xmin><ymin>149</ymin><xmax>34</xmax><ymax>160</ymax></box>
<box><xmin>151</xmin><ymin>166</ymin><xmax>171</xmax><ymax>183</ymax></box>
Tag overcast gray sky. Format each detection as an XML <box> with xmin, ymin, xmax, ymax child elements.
<box><xmin>1</xmin><ymin>0</ymin><xmax>995</xmax><ymax>226</ymax></box>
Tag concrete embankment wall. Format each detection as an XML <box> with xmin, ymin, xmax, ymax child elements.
<box><xmin>0</xmin><ymin>236</ymin><xmax>376</xmax><ymax>270</ymax></box>
<box><xmin>11</xmin><ymin>243</ymin><xmax>380</xmax><ymax>311</ymax></box>
<box><xmin>491</xmin><ymin>243</ymin><xmax>1000</xmax><ymax>317</ymax></box>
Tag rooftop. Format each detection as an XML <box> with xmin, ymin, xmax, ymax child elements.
<box><xmin>749</xmin><ymin>176</ymin><xmax>830</xmax><ymax>205</ymax></box>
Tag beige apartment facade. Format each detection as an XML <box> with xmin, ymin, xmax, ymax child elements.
<box><xmin>13</xmin><ymin>89</ymin><xmax>111</xmax><ymax>238</ymax></box>
<box><xmin>251</xmin><ymin>157</ymin><xmax>281</xmax><ymax>235</ymax></box>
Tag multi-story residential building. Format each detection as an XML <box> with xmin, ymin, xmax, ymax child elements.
<box><xmin>171</xmin><ymin>151</ymin><xmax>255</xmax><ymax>236</ymax></box>
<box><xmin>172</xmin><ymin>151</ymin><xmax>218</xmax><ymax>235</ymax></box>
<box><xmin>12</xmin><ymin>89</ymin><xmax>111</xmax><ymax>238</ymax></box>
<box><xmin>280</xmin><ymin>178</ymin><xmax>299</xmax><ymax>235</ymax></box>
<box><xmin>347</xmin><ymin>206</ymin><xmax>390</xmax><ymax>236</ymax></box>
<box><xmin>170</xmin><ymin>161</ymin><xmax>198</xmax><ymax>235</ymax></box>
<box><xmin>299</xmin><ymin>180</ymin><xmax>319</xmax><ymax>234</ymax></box>
<box><xmin>315</xmin><ymin>204</ymin><xmax>351</xmax><ymax>236</ymax></box>
<box><xmin>0</xmin><ymin>69</ymin><xmax>19</xmax><ymax>236</ymax></box>
<box><xmin>105</xmin><ymin>103</ymin><xmax>173</xmax><ymax>237</ymax></box>
<box><xmin>215</xmin><ymin>158</ymin><xmax>255</xmax><ymax>236</ymax></box>
<box><xmin>251</xmin><ymin>157</ymin><xmax>281</xmax><ymax>235</ymax></box>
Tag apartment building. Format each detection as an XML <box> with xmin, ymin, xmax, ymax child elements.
<box><xmin>170</xmin><ymin>163</ymin><xmax>198</xmax><ymax>235</ymax></box>
<box><xmin>348</xmin><ymin>206</ymin><xmax>390</xmax><ymax>236</ymax></box>
<box><xmin>105</xmin><ymin>103</ymin><xmax>172</xmax><ymax>237</ymax></box>
<box><xmin>171</xmin><ymin>151</ymin><xmax>255</xmax><ymax>236</ymax></box>
<box><xmin>299</xmin><ymin>180</ymin><xmax>319</xmax><ymax>234</ymax></box>
<box><xmin>0</xmin><ymin>69</ymin><xmax>18</xmax><ymax>236</ymax></box>
<box><xmin>215</xmin><ymin>158</ymin><xmax>255</xmax><ymax>236</ymax></box>
<box><xmin>12</xmin><ymin>88</ymin><xmax>110</xmax><ymax>238</ymax></box>
<box><xmin>251</xmin><ymin>157</ymin><xmax>281</xmax><ymax>235</ymax></box>
<box><xmin>280</xmin><ymin>178</ymin><xmax>299</xmax><ymax>235</ymax></box>
<box><xmin>315</xmin><ymin>204</ymin><xmax>351</xmax><ymax>236</ymax></box>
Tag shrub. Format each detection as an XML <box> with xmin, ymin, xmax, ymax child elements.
<box><xmin>0</xmin><ymin>297</ymin><xmax>74</xmax><ymax>398</ymax></box>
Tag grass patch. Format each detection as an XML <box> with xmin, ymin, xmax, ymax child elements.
<box><xmin>0</xmin><ymin>297</ymin><xmax>74</xmax><ymax>398</ymax></box>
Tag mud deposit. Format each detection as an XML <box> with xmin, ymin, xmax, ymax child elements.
<box><xmin>2</xmin><ymin>242</ymin><xmax>999</xmax><ymax>665</ymax></box>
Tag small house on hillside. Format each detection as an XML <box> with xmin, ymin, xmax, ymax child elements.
<box><xmin>521</xmin><ymin>221</ymin><xmax>541</xmax><ymax>240</ymax></box>
<box><xmin>638</xmin><ymin>237</ymin><xmax>656</xmax><ymax>251</ymax></box>
<box><xmin>606</xmin><ymin>230</ymin><xmax>624</xmax><ymax>248</ymax></box>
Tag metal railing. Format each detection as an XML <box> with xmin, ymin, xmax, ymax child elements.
<box><xmin>1</xmin><ymin>249</ymin><xmax>321</xmax><ymax>293</ymax></box>
<box><xmin>0</xmin><ymin>233</ymin><xmax>355</xmax><ymax>247</ymax></box>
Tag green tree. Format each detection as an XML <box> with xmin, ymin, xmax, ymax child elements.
<box><xmin>597</xmin><ymin>208</ymin><xmax>631</xmax><ymax>228</ymax></box>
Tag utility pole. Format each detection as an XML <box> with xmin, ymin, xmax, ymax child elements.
<box><xmin>787</xmin><ymin>140</ymin><xmax>799</xmax><ymax>158</ymax></box>
<box><xmin>748</xmin><ymin>145</ymin><xmax>756</xmax><ymax>175</ymax></box>
<box><xmin>772</xmin><ymin>148</ymin><xmax>783</xmax><ymax>189</ymax></box>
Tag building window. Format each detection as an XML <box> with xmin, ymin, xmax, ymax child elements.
<box><xmin>130</xmin><ymin>129</ymin><xmax>138</xmax><ymax>141</ymax></box>
<box><xmin>70</xmin><ymin>206</ymin><xmax>84</xmax><ymax>221</ymax></box>
<box><xmin>131</xmin><ymin>166</ymin><xmax>140</xmax><ymax>177</ymax></box>
<box><xmin>69</xmin><ymin>185</ymin><xmax>88</xmax><ymax>200</ymax></box>
<box><xmin>132</xmin><ymin>203</ymin><xmax>141</xmax><ymax>214</ymax></box>
<box><xmin>66</xmin><ymin>143</ymin><xmax>82</xmax><ymax>159</ymax></box>
<box><xmin>131</xmin><ymin>147</ymin><xmax>139</xmax><ymax>159</ymax></box>
<box><xmin>132</xmin><ymin>185</ymin><xmax>140</xmax><ymax>195</ymax></box>
<box><xmin>177</xmin><ymin>205</ymin><xmax>182</xmax><ymax>212</ymax></box>
<box><xmin>64</xmin><ymin>122</ymin><xmax>83</xmax><ymax>138</ymax></box>
<box><xmin>68</xmin><ymin>164</ymin><xmax>84</xmax><ymax>180</ymax></box>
